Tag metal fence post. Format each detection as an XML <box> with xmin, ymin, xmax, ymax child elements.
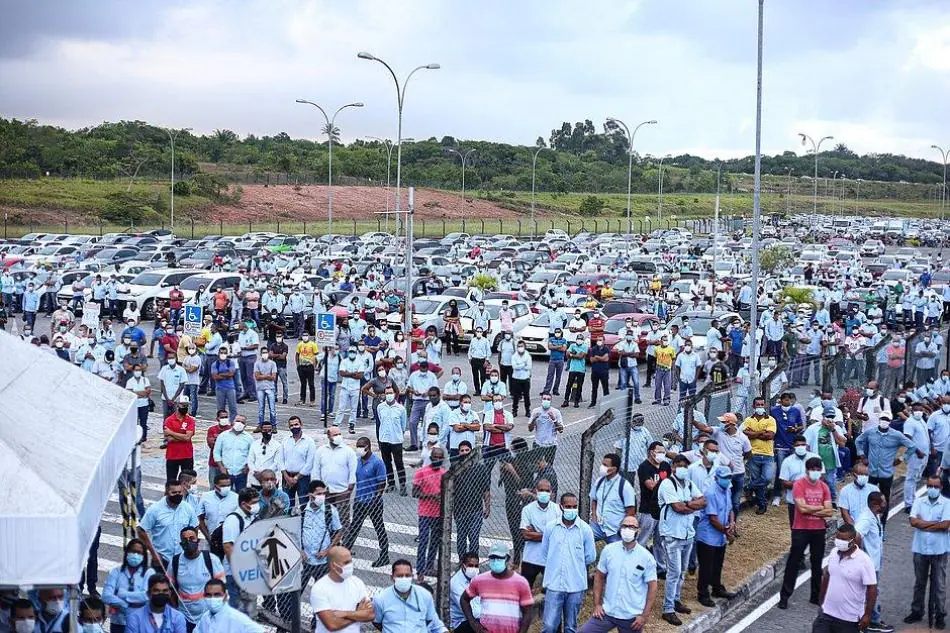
<box><xmin>191</xmin><ymin>219</ymin><xmax>195</xmax><ymax>239</ymax></box>
<box><xmin>437</xmin><ymin>450</ymin><xmax>480</xmax><ymax>622</ymax></box>
<box><xmin>579</xmin><ymin>410</ymin><xmax>615</xmax><ymax>522</ymax></box>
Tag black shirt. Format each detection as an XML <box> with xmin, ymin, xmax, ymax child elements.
<box><xmin>455</xmin><ymin>462</ymin><xmax>492</xmax><ymax>515</ymax></box>
<box><xmin>637</xmin><ymin>459</ymin><xmax>672</xmax><ymax>519</ymax></box>
<box><xmin>589</xmin><ymin>345</ymin><xmax>611</xmax><ymax>373</ymax></box>
<box><xmin>268</xmin><ymin>341</ymin><xmax>289</xmax><ymax>368</ymax></box>
<box><xmin>709</xmin><ymin>361</ymin><xmax>731</xmax><ymax>387</ymax></box>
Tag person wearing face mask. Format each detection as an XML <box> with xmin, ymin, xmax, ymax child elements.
<box><xmin>674</xmin><ymin>340</ymin><xmax>700</xmax><ymax>400</ymax></box>
<box><xmin>461</xmin><ymin>542</ymin><xmax>534</xmax><ymax>633</ymax></box>
<box><xmin>9</xmin><ymin>598</ymin><xmax>38</xmax><ymax>633</ymax></box>
<box><xmin>926</xmin><ymin>396</ymin><xmax>950</xmax><ymax>478</ymax></box>
<box><xmin>125</xmin><ymin>364</ymin><xmax>152</xmax><ymax>443</ymax></box>
<box><xmin>587</xmin><ymin>336</ymin><xmax>611</xmax><ymax>409</ymax></box>
<box><xmin>198</xmin><ymin>473</ymin><xmax>239</xmax><ymax>543</ymax></box>
<box><xmin>905</xmin><ymin>475</ymin><xmax>950</xmax><ymax>628</ymax></box>
<box><xmin>528</xmin><ymin>393</ymin><xmax>563</xmax><ymax>463</ymax></box>
<box><xmin>770</xmin><ymin>392</ymin><xmax>805</xmax><ymax>510</ymax></box>
<box><xmin>810</xmin><ymin>524</ymin><xmax>878</xmax><ymax>633</ymax></box>
<box><xmin>442</xmin><ymin>368</ymin><xmax>468</xmax><ymax>412</ymax></box>
<box><xmin>544</xmin><ymin>328</ymin><xmax>569</xmax><ymax>396</ymax></box>
<box><xmin>375</xmin><ymin>385</ymin><xmax>409</xmax><ymax>495</ymax></box>
<box><xmin>213</xmin><ymin>415</ymin><xmax>253</xmax><ymax>492</ymax></box>
<box><xmin>138</xmin><ymin>480</ymin><xmax>199</xmax><ymax>570</ymax></box>
<box><xmin>497</xmin><ymin>329</ymin><xmax>516</xmax><ymax>388</ymax></box>
<box><xmin>450</xmin><ymin>553</ymin><xmax>482</xmax><ymax>633</ymax></box>
<box><xmin>361</xmin><ymin>366</ymin><xmax>396</xmax><ymax>435</ymax></box>
<box><xmin>693</xmin><ymin>413</ymin><xmax>752</xmax><ymax>517</ymax></box>
<box><xmin>856</xmin><ymin>380</ymin><xmax>892</xmax><ymax>434</ymax></box>
<box><xmin>422</xmin><ymin>387</ymin><xmax>453</xmax><ymax>450</ymax></box>
<box><xmin>342</xmin><ymin>437</ymin><xmax>390</xmax><ymax>568</ymax></box>
<box><xmin>803</xmin><ymin>407</ymin><xmax>847</xmax><ymax>505</ymax></box>
<box><xmin>251</xmin><ymin>349</ymin><xmax>278</xmax><ymax>427</ymax></box>
<box><xmin>852</xmin><ymin>492</ymin><xmax>892</xmax><ymax>633</ymax></box>
<box><xmin>534</xmin><ymin>491</ymin><xmax>593</xmax><ymax>633</ymax></box>
<box><xmin>742</xmin><ymin>397</ymin><xmax>777</xmax><ymax>515</ymax></box>
<box><xmin>778</xmin><ymin>436</ymin><xmax>821</xmax><ymax>527</ymax></box>
<box><xmin>279</xmin><ymin>416</ymin><xmax>315</xmax><ymax>508</ymax></box>
<box><xmin>694</xmin><ymin>466</ymin><xmax>738</xmax><ymax>608</ymax></box>
<box><xmin>777</xmin><ymin>457</ymin><xmax>834</xmax><ymax>610</ymax></box>
<box><xmin>518</xmin><ymin>479</ymin><xmax>563</xmax><ymax>588</ymax></box>
<box><xmin>914</xmin><ymin>332</ymin><xmax>940</xmax><ymax>386</ymax></box>
<box><xmin>581</xmin><ymin>516</ymin><xmax>657</xmax><ymax>633</ymax></box>
<box><xmin>372</xmin><ymin>559</ymin><xmax>446</xmax><ymax>633</ymax></box>
<box><xmin>246</xmin><ymin>422</ymin><xmax>281</xmax><ymax>489</ymax></box>
<box><xmin>509</xmin><ymin>340</ymin><xmax>533</xmax><ymax>417</ymax></box>
<box><xmin>193</xmin><ymin>579</ymin><xmax>262</xmax><ymax>633</ymax></box>
<box><xmin>613</xmin><ymin>329</ymin><xmax>641</xmax><ymax>403</ymax></box>
<box><xmin>590</xmin><ymin>454</ymin><xmax>636</xmax><ymax>545</ymax></box>
<box><xmin>103</xmin><ymin>539</ymin><xmax>154</xmax><ymax>633</ymax></box>
<box><xmin>256</xmin><ymin>470</ymin><xmax>290</xmax><ymax>517</ymax></box>
<box><xmin>412</xmin><ymin>446</ymin><xmax>447</xmax><ymax>581</ymax></box>
<box><xmin>466</xmin><ymin>327</ymin><xmax>491</xmax><ymax>393</ymax></box>
<box><xmin>125</xmin><ymin>576</ymin><xmax>186</xmax><ymax>633</ymax></box>
<box><xmin>562</xmin><ymin>335</ymin><xmax>589</xmax><ymax>408</ymax></box>
<box><xmin>310</xmin><ymin>426</ymin><xmax>358</xmax><ymax>525</ymax></box>
<box><xmin>168</xmin><ymin>527</ymin><xmax>225</xmax><ymax>629</ymax></box>
<box><xmin>352</xmin><ymin>340</ymin><xmax>376</xmax><ymax>422</ymax></box>
<box><xmin>211</xmin><ymin>349</ymin><xmax>239</xmax><ymax>422</ymax></box>
<box><xmin>264</xmin><ymin>332</ymin><xmax>289</xmax><ymax>406</ymax></box>
<box><xmin>220</xmin><ymin>488</ymin><xmax>261</xmax><ymax>614</ymax></box>
<box><xmin>900</xmin><ymin>402</ymin><xmax>933</xmax><ymax>514</ymax></box>
<box><xmin>656</xmin><ymin>455</ymin><xmax>706</xmax><ymax>624</ymax></box>
<box><xmin>855</xmin><ymin>413</ymin><xmax>919</xmax><ymax>529</ymax></box>
<box><xmin>651</xmin><ymin>335</ymin><xmax>675</xmax><ymax>407</ymax></box>
<box><xmin>161</xmin><ymin>396</ymin><xmax>196</xmax><ymax>483</ymax></box>
<box><xmin>405</xmin><ymin>360</ymin><xmax>439</xmax><ymax>451</ymax></box>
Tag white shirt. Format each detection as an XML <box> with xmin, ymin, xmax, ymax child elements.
<box><xmin>195</xmin><ymin>604</ymin><xmax>263</xmax><ymax>633</ymax></box>
<box><xmin>246</xmin><ymin>438</ymin><xmax>284</xmax><ymax>487</ymax></box>
<box><xmin>312</xmin><ymin>443</ymin><xmax>358</xmax><ymax>493</ymax></box>
<box><xmin>310</xmin><ymin>574</ymin><xmax>369</xmax><ymax>633</ymax></box>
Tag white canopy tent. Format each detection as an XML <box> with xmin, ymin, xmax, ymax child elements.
<box><xmin>0</xmin><ymin>332</ymin><xmax>139</xmax><ymax>586</ymax></box>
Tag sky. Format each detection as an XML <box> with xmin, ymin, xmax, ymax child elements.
<box><xmin>1</xmin><ymin>0</ymin><xmax>949</xmax><ymax>161</ymax></box>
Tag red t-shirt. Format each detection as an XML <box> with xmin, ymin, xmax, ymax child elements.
<box><xmin>792</xmin><ymin>478</ymin><xmax>831</xmax><ymax>531</ymax></box>
<box><xmin>489</xmin><ymin>410</ymin><xmax>507</xmax><ymax>446</ymax></box>
<box><xmin>412</xmin><ymin>465</ymin><xmax>444</xmax><ymax>518</ymax></box>
<box><xmin>206</xmin><ymin>423</ymin><xmax>229</xmax><ymax>466</ymax></box>
<box><xmin>164</xmin><ymin>413</ymin><xmax>196</xmax><ymax>461</ymax></box>
<box><xmin>169</xmin><ymin>290</ymin><xmax>184</xmax><ymax>310</ymax></box>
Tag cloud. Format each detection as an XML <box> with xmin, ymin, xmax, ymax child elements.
<box><xmin>0</xmin><ymin>0</ymin><xmax>948</xmax><ymax>162</ymax></box>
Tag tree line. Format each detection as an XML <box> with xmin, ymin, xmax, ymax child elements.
<box><xmin>0</xmin><ymin>117</ymin><xmax>945</xmax><ymax>200</ymax></box>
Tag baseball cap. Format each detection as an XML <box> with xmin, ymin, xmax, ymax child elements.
<box><xmin>178</xmin><ymin>395</ymin><xmax>191</xmax><ymax>405</ymax></box>
<box><xmin>718</xmin><ymin>413</ymin><xmax>738</xmax><ymax>424</ymax></box>
<box><xmin>714</xmin><ymin>466</ymin><xmax>732</xmax><ymax>478</ymax></box>
<box><xmin>488</xmin><ymin>542</ymin><xmax>510</xmax><ymax>559</ymax></box>
<box><xmin>822</xmin><ymin>406</ymin><xmax>836</xmax><ymax>419</ymax></box>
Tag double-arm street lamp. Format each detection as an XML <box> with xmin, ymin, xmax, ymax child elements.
<box><xmin>606</xmin><ymin>117</ymin><xmax>657</xmax><ymax>254</ymax></box>
<box><xmin>798</xmin><ymin>132</ymin><xmax>834</xmax><ymax>225</ymax></box>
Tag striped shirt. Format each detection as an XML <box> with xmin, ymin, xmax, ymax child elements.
<box><xmin>464</xmin><ymin>572</ymin><xmax>533</xmax><ymax>633</ymax></box>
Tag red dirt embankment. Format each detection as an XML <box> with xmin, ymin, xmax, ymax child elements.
<box><xmin>207</xmin><ymin>185</ymin><xmax>525</xmax><ymax>222</ymax></box>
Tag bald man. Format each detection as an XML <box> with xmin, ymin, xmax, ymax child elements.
<box><xmin>309</xmin><ymin>547</ymin><xmax>374</xmax><ymax>633</ymax></box>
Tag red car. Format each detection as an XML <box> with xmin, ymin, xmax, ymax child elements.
<box><xmin>602</xmin><ymin>312</ymin><xmax>660</xmax><ymax>364</ymax></box>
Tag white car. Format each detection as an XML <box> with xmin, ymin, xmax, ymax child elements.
<box><xmin>118</xmin><ymin>268</ymin><xmax>203</xmax><ymax>319</ymax></box>
<box><xmin>518</xmin><ymin>308</ymin><xmax>597</xmax><ymax>357</ymax></box>
<box><xmin>458</xmin><ymin>299</ymin><xmax>534</xmax><ymax>350</ymax></box>
<box><xmin>661</xmin><ymin>311</ymin><xmax>742</xmax><ymax>351</ymax></box>
<box><xmin>384</xmin><ymin>295</ymin><xmax>475</xmax><ymax>338</ymax></box>
<box><xmin>153</xmin><ymin>271</ymin><xmax>245</xmax><ymax>308</ymax></box>
<box><xmin>860</xmin><ymin>240</ymin><xmax>885</xmax><ymax>257</ymax></box>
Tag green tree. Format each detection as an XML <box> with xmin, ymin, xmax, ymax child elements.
<box><xmin>761</xmin><ymin>245</ymin><xmax>795</xmax><ymax>273</ymax></box>
<box><xmin>578</xmin><ymin>195</ymin><xmax>606</xmax><ymax>217</ymax></box>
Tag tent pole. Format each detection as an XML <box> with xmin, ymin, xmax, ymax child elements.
<box><xmin>69</xmin><ymin>586</ymin><xmax>80</xmax><ymax>633</ymax></box>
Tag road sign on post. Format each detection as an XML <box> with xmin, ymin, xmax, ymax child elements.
<box><xmin>231</xmin><ymin>516</ymin><xmax>303</xmax><ymax>595</ymax></box>
<box><xmin>183</xmin><ymin>304</ymin><xmax>203</xmax><ymax>337</ymax></box>
<box><xmin>316</xmin><ymin>312</ymin><xmax>336</xmax><ymax>347</ymax></box>
<box><xmin>81</xmin><ymin>302</ymin><xmax>101</xmax><ymax>328</ymax></box>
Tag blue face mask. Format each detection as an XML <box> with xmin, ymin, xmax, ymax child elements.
<box><xmin>205</xmin><ymin>597</ymin><xmax>226</xmax><ymax>614</ymax></box>
<box><xmin>562</xmin><ymin>508</ymin><xmax>578</xmax><ymax>522</ymax></box>
<box><xmin>489</xmin><ymin>558</ymin><xmax>507</xmax><ymax>574</ymax></box>
<box><xmin>126</xmin><ymin>552</ymin><xmax>144</xmax><ymax>567</ymax></box>
<box><xmin>927</xmin><ymin>487</ymin><xmax>941</xmax><ymax>500</ymax></box>
<box><xmin>537</xmin><ymin>491</ymin><xmax>551</xmax><ymax>504</ymax></box>
<box><xmin>393</xmin><ymin>577</ymin><xmax>413</xmax><ymax>593</ymax></box>
<box><xmin>717</xmin><ymin>478</ymin><xmax>731</xmax><ymax>489</ymax></box>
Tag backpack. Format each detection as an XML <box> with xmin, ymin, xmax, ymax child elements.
<box><xmin>209</xmin><ymin>512</ymin><xmax>245</xmax><ymax>559</ymax></box>
<box><xmin>659</xmin><ymin>477</ymin><xmax>696</xmax><ymax>521</ymax></box>
<box><xmin>171</xmin><ymin>551</ymin><xmax>215</xmax><ymax>592</ymax></box>
<box><xmin>594</xmin><ymin>475</ymin><xmax>629</xmax><ymax>507</ymax></box>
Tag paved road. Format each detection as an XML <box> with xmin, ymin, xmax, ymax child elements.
<box><xmin>719</xmin><ymin>493</ymin><xmax>932</xmax><ymax>633</ymax></box>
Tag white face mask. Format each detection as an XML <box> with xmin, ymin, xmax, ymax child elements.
<box><xmin>599</xmin><ymin>464</ymin><xmax>610</xmax><ymax>477</ymax></box>
<box><xmin>620</xmin><ymin>527</ymin><xmax>638</xmax><ymax>543</ymax></box>
<box><xmin>339</xmin><ymin>562</ymin><xmax>354</xmax><ymax>579</ymax></box>
<box><xmin>311</xmin><ymin>494</ymin><xmax>326</xmax><ymax>507</ymax></box>
<box><xmin>44</xmin><ymin>600</ymin><xmax>64</xmax><ymax>615</ymax></box>
<box><xmin>833</xmin><ymin>538</ymin><xmax>852</xmax><ymax>552</ymax></box>
<box><xmin>463</xmin><ymin>566</ymin><xmax>480</xmax><ymax>580</ymax></box>
<box><xmin>331</xmin><ymin>435</ymin><xmax>344</xmax><ymax>446</ymax></box>
<box><xmin>15</xmin><ymin>620</ymin><xmax>36</xmax><ymax>633</ymax></box>
<box><xmin>232</xmin><ymin>422</ymin><xmax>246</xmax><ymax>433</ymax></box>
<box><xmin>493</xmin><ymin>401</ymin><xmax>504</xmax><ymax>411</ymax></box>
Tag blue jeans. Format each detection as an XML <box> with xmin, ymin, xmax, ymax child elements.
<box><xmin>542</xmin><ymin>590</ymin><xmax>585</xmax><ymax>633</ymax></box>
<box><xmin>619</xmin><ymin>365</ymin><xmax>640</xmax><ymax>401</ymax></box>
<box><xmin>225</xmin><ymin>574</ymin><xmax>241</xmax><ymax>608</ymax></box>
<box><xmin>663</xmin><ymin>536</ymin><xmax>691</xmax><ymax>613</ymax></box>
<box><xmin>238</xmin><ymin>356</ymin><xmax>257</xmax><ymax>399</ymax></box>
<box><xmin>730</xmin><ymin>473</ymin><xmax>745</xmax><ymax>516</ymax></box>
<box><xmin>408</xmin><ymin>399</ymin><xmax>428</xmax><ymax>447</ymax></box>
<box><xmin>257</xmin><ymin>389</ymin><xmax>277</xmax><ymax>426</ymax></box>
<box><xmin>215</xmin><ymin>387</ymin><xmax>238</xmax><ymax>421</ymax></box>
<box><xmin>285</xmin><ymin>474</ymin><xmax>311</xmax><ymax>509</ymax></box>
<box><xmin>417</xmin><ymin>516</ymin><xmax>442</xmax><ymax>573</ymax></box>
<box><xmin>591</xmin><ymin>522</ymin><xmax>622</xmax><ymax>544</ymax></box>
<box><xmin>678</xmin><ymin>379</ymin><xmax>697</xmax><ymax>398</ymax></box>
<box><xmin>321</xmin><ymin>380</ymin><xmax>337</xmax><ymax>417</ymax></box>
<box><xmin>231</xmin><ymin>471</ymin><xmax>248</xmax><ymax>493</ymax></box>
<box><xmin>746</xmin><ymin>455</ymin><xmax>775</xmax><ymax>511</ymax></box>
<box><xmin>822</xmin><ymin>468</ymin><xmax>839</xmax><ymax>504</ymax></box>
<box><xmin>773</xmin><ymin>448</ymin><xmax>792</xmax><ymax>502</ymax></box>
<box><xmin>185</xmin><ymin>384</ymin><xmax>198</xmax><ymax>416</ymax></box>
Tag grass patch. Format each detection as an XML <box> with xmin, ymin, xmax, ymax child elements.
<box><xmin>0</xmin><ymin>178</ymin><xmax>214</xmax><ymax>216</ymax></box>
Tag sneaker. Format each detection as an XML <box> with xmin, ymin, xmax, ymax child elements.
<box><xmin>712</xmin><ymin>589</ymin><xmax>737</xmax><ymax>600</ymax></box>
<box><xmin>661</xmin><ymin>613</ymin><xmax>682</xmax><ymax>626</ymax></box>
<box><xmin>771</xmin><ymin>498</ymin><xmax>780</xmax><ymax>507</ymax></box>
<box><xmin>755</xmin><ymin>507</ymin><xmax>767</xmax><ymax>515</ymax></box>
<box><xmin>934</xmin><ymin>618</ymin><xmax>946</xmax><ymax>630</ymax></box>
<box><xmin>698</xmin><ymin>596</ymin><xmax>716</xmax><ymax>608</ymax></box>
<box><xmin>903</xmin><ymin>613</ymin><xmax>923</xmax><ymax>624</ymax></box>
<box><xmin>348</xmin><ymin>426</ymin><xmax>356</xmax><ymax>435</ymax></box>
<box><xmin>777</xmin><ymin>598</ymin><xmax>788</xmax><ymax>610</ymax></box>
<box><xmin>673</xmin><ymin>601</ymin><xmax>692</xmax><ymax>615</ymax></box>
<box><xmin>866</xmin><ymin>623</ymin><xmax>895</xmax><ymax>633</ymax></box>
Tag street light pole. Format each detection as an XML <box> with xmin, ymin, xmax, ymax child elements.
<box><xmin>358</xmin><ymin>52</ymin><xmax>440</xmax><ymax>333</ymax></box>
<box><xmin>606</xmin><ymin>117</ymin><xmax>657</xmax><ymax>255</ymax></box>
<box><xmin>162</xmin><ymin>127</ymin><xmax>191</xmax><ymax>230</ymax></box>
<box><xmin>530</xmin><ymin>146</ymin><xmax>550</xmax><ymax>237</ymax></box>
<box><xmin>658</xmin><ymin>154</ymin><xmax>672</xmax><ymax>222</ymax></box>
<box><xmin>932</xmin><ymin>144</ymin><xmax>949</xmax><ymax>221</ymax></box>
<box><xmin>832</xmin><ymin>171</ymin><xmax>839</xmax><ymax>217</ymax></box>
<box><xmin>785</xmin><ymin>167</ymin><xmax>792</xmax><ymax>214</ymax></box>
<box><xmin>366</xmin><ymin>136</ymin><xmax>414</xmax><ymax>234</ymax></box>
<box><xmin>856</xmin><ymin>178</ymin><xmax>862</xmax><ymax>214</ymax></box>
<box><xmin>446</xmin><ymin>148</ymin><xmax>476</xmax><ymax>212</ymax></box>
<box><xmin>797</xmin><ymin>132</ymin><xmax>834</xmax><ymax>226</ymax></box>
<box><xmin>295</xmin><ymin>99</ymin><xmax>364</xmax><ymax>239</ymax></box>
<box><xmin>713</xmin><ymin>162</ymin><xmax>721</xmax><ymax>277</ymax></box>
<box><xmin>749</xmin><ymin>0</ymin><xmax>765</xmax><ymax>407</ymax></box>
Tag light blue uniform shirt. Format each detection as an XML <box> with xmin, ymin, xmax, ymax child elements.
<box><xmin>194</xmin><ymin>604</ymin><xmax>264</xmax><ymax>633</ymax></box>
<box><xmin>674</xmin><ymin>352</ymin><xmax>701</xmax><ymax>383</ymax></box>
<box><xmin>213</xmin><ymin>431</ymin><xmax>254</xmax><ymax>474</ymax></box>
<box><xmin>238</xmin><ymin>329</ymin><xmax>259</xmax><ymax>357</ymax></box>
<box><xmin>443</xmin><ymin>408</ymin><xmax>480</xmax><ymax>449</ymax></box>
<box><xmin>498</xmin><ymin>339</ymin><xmax>515</xmax><ymax>365</ymax></box>
<box><xmin>139</xmin><ymin>499</ymin><xmax>199</xmax><ymax>562</ymax></box>
<box><xmin>910</xmin><ymin>495</ymin><xmax>950</xmax><ymax>555</ymax></box>
<box><xmin>301</xmin><ymin>502</ymin><xmax>342</xmax><ymax>566</ymax></box>
<box><xmin>855</xmin><ymin>428</ymin><xmax>916</xmax><ymax>478</ymax></box>
<box><xmin>280</xmin><ymin>435</ymin><xmax>316</xmax><ymax>476</ymax></box>
<box><xmin>175</xmin><ymin>552</ymin><xmax>225</xmax><ymax>623</ymax></box>
<box><xmin>408</xmin><ymin>370</ymin><xmax>439</xmax><ymax>400</ymax></box>
<box><xmin>102</xmin><ymin>566</ymin><xmax>155</xmax><ymax>625</ymax></box>
<box><xmin>614</xmin><ymin>426</ymin><xmax>654</xmax><ymax>472</ymax></box>
<box><xmin>597</xmin><ymin>541</ymin><xmax>658</xmax><ymax>619</ymax></box>
<box><xmin>903</xmin><ymin>417</ymin><xmax>931</xmax><ymax>454</ymax></box>
<box><xmin>696</xmin><ymin>480</ymin><xmax>731</xmax><ymax>547</ymax></box>
<box><xmin>539</xmin><ymin>519</ymin><xmax>597</xmax><ymax>592</ymax></box>
<box><xmin>928</xmin><ymin>411</ymin><xmax>950</xmax><ymax>451</ymax></box>
<box><xmin>511</xmin><ymin>351</ymin><xmax>532</xmax><ymax>380</ymax></box>
<box><xmin>467</xmin><ymin>336</ymin><xmax>491</xmax><ymax>360</ymax></box>
<box><xmin>426</xmin><ymin>400</ymin><xmax>454</xmax><ymax>437</ymax></box>
<box><xmin>377</xmin><ymin>401</ymin><xmax>408</xmax><ymax>444</ymax></box>
<box><xmin>520</xmin><ymin>501</ymin><xmax>563</xmax><ymax>565</ymax></box>
<box><xmin>479</xmin><ymin>379</ymin><xmax>508</xmax><ymax>416</ymax></box>
<box><xmin>589</xmin><ymin>475</ymin><xmax>635</xmax><ymax>538</ymax></box>
<box><xmin>657</xmin><ymin>477</ymin><xmax>703</xmax><ymax>539</ymax></box>
<box><xmin>372</xmin><ymin>585</ymin><xmax>446</xmax><ymax>633</ymax></box>
<box><xmin>22</xmin><ymin>289</ymin><xmax>41</xmax><ymax>312</ymax></box>
<box><xmin>198</xmin><ymin>490</ymin><xmax>240</xmax><ymax>535</ymax></box>
<box><xmin>126</xmin><ymin>604</ymin><xmax>187</xmax><ymax>633</ymax></box>
<box><xmin>449</xmin><ymin>570</ymin><xmax>479</xmax><ymax>628</ymax></box>
<box><xmin>854</xmin><ymin>510</ymin><xmax>884</xmax><ymax>571</ymax></box>
<box><xmin>838</xmin><ymin>481</ymin><xmax>880</xmax><ymax>519</ymax></box>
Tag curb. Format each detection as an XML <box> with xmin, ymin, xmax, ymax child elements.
<box><xmin>683</xmin><ymin>473</ymin><xmax>909</xmax><ymax>633</ymax></box>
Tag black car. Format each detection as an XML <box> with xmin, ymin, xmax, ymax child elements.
<box><xmin>93</xmin><ymin>247</ymin><xmax>140</xmax><ymax>264</ymax></box>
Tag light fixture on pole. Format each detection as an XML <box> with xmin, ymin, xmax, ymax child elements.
<box><xmin>932</xmin><ymin>144</ymin><xmax>948</xmax><ymax>221</ymax></box>
<box><xmin>798</xmin><ymin>132</ymin><xmax>833</xmax><ymax>226</ymax></box>
<box><xmin>446</xmin><ymin>147</ymin><xmax>476</xmax><ymax>212</ymax></box>
<box><xmin>530</xmin><ymin>146</ymin><xmax>550</xmax><ymax>237</ymax></box>
<box><xmin>358</xmin><ymin>51</ymin><xmax>440</xmax><ymax>333</ymax></box>
<box><xmin>606</xmin><ymin>117</ymin><xmax>657</xmax><ymax>255</ymax></box>
<box><xmin>295</xmin><ymin>99</ymin><xmax>364</xmax><ymax>240</ymax></box>
<box><xmin>162</xmin><ymin>126</ymin><xmax>191</xmax><ymax>230</ymax></box>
